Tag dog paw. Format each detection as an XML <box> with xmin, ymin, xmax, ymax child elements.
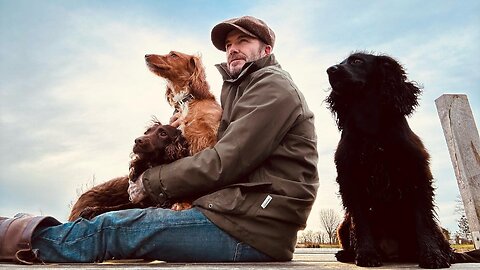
<box><xmin>170</xmin><ymin>202</ymin><xmax>192</xmax><ymax>211</ymax></box>
<box><xmin>335</xmin><ymin>249</ymin><xmax>355</xmax><ymax>262</ymax></box>
<box><xmin>419</xmin><ymin>250</ymin><xmax>451</xmax><ymax>269</ymax></box>
<box><xmin>79</xmin><ymin>207</ymin><xmax>100</xmax><ymax>220</ymax></box>
<box><xmin>355</xmin><ymin>250</ymin><xmax>383</xmax><ymax>267</ymax></box>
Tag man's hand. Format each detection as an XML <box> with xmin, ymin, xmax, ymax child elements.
<box><xmin>128</xmin><ymin>173</ymin><xmax>147</xmax><ymax>204</ymax></box>
<box><xmin>169</xmin><ymin>112</ymin><xmax>183</xmax><ymax>128</ymax></box>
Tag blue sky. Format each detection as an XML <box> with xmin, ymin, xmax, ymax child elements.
<box><xmin>1</xmin><ymin>0</ymin><xmax>479</xmax><ymax>235</ymax></box>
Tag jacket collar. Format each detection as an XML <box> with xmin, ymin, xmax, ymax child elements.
<box><xmin>216</xmin><ymin>54</ymin><xmax>279</xmax><ymax>83</ymax></box>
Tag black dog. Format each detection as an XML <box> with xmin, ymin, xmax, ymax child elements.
<box><xmin>326</xmin><ymin>52</ymin><xmax>479</xmax><ymax>268</ymax></box>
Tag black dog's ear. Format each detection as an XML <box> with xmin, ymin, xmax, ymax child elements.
<box><xmin>377</xmin><ymin>55</ymin><xmax>422</xmax><ymax>116</ymax></box>
<box><xmin>165</xmin><ymin>132</ymin><xmax>190</xmax><ymax>161</ymax></box>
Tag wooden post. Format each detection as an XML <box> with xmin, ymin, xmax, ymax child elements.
<box><xmin>435</xmin><ymin>94</ymin><xmax>480</xmax><ymax>249</ymax></box>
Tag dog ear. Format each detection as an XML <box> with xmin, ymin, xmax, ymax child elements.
<box><xmin>377</xmin><ymin>56</ymin><xmax>422</xmax><ymax>116</ymax></box>
<box><xmin>129</xmin><ymin>154</ymin><xmax>149</xmax><ymax>181</ymax></box>
<box><xmin>188</xmin><ymin>56</ymin><xmax>213</xmax><ymax>99</ymax></box>
<box><xmin>150</xmin><ymin>117</ymin><xmax>162</xmax><ymax>126</ymax></box>
<box><xmin>165</xmin><ymin>132</ymin><xmax>190</xmax><ymax>161</ymax></box>
<box><xmin>165</xmin><ymin>84</ymin><xmax>175</xmax><ymax>106</ymax></box>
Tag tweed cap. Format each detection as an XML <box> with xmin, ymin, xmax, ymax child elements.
<box><xmin>211</xmin><ymin>16</ymin><xmax>275</xmax><ymax>51</ymax></box>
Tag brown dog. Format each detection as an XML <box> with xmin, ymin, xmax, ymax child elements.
<box><xmin>145</xmin><ymin>51</ymin><xmax>222</xmax><ymax>155</ymax></box>
<box><xmin>68</xmin><ymin>122</ymin><xmax>189</xmax><ymax>221</ymax></box>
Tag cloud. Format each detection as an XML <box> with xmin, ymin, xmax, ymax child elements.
<box><xmin>248</xmin><ymin>0</ymin><xmax>480</xmax><ymax>233</ymax></box>
<box><xmin>0</xmin><ymin>6</ymin><xmax>223</xmax><ymax>221</ymax></box>
<box><xmin>1</xmin><ymin>1</ymin><xmax>478</xmax><ymax>234</ymax></box>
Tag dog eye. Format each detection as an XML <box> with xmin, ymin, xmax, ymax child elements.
<box><xmin>350</xmin><ymin>58</ymin><xmax>363</xmax><ymax>65</ymax></box>
<box><xmin>159</xmin><ymin>131</ymin><xmax>168</xmax><ymax>137</ymax></box>
<box><xmin>170</xmin><ymin>52</ymin><xmax>178</xmax><ymax>58</ymax></box>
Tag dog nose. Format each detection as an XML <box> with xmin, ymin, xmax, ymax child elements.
<box><xmin>145</xmin><ymin>54</ymin><xmax>152</xmax><ymax>59</ymax></box>
<box><xmin>135</xmin><ymin>137</ymin><xmax>144</xmax><ymax>144</ymax></box>
<box><xmin>327</xmin><ymin>65</ymin><xmax>339</xmax><ymax>74</ymax></box>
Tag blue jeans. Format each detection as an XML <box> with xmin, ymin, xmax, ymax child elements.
<box><xmin>32</xmin><ymin>207</ymin><xmax>273</xmax><ymax>262</ymax></box>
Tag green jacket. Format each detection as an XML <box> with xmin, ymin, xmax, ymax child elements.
<box><xmin>142</xmin><ymin>54</ymin><xmax>319</xmax><ymax>260</ymax></box>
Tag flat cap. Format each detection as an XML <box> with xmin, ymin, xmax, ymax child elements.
<box><xmin>211</xmin><ymin>16</ymin><xmax>275</xmax><ymax>51</ymax></box>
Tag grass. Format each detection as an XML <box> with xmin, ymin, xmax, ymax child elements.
<box><xmin>451</xmin><ymin>244</ymin><xmax>475</xmax><ymax>252</ymax></box>
<box><xmin>297</xmin><ymin>243</ymin><xmax>476</xmax><ymax>252</ymax></box>
<box><xmin>296</xmin><ymin>243</ymin><xmax>341</xmax><ymax>248</ymax></box>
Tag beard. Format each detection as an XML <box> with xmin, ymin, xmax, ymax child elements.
<box><xmin>227</xmin><ymin>49</ymin><xmax>265</xmax><ymax>77</ymax></box>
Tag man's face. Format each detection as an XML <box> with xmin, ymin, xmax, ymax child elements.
<box><xmin>225</xmin><ymin>29</ymin><xmax>271</xmax><ymax>77</ymax></box>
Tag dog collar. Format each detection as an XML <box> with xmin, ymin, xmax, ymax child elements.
<box><xmin>173</xmin><ymin>93</ymin><xmax>195</xmax><ymax>113</ymax></box>
<box><xmin>177</xmin><ymin>93</ymin><xmax>195</xmax><ymax>107</ymax></box>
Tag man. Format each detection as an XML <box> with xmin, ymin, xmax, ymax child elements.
<box><xmin>0</xmin><ymin>16</ymin><xmax>318</xmax><ymax>263</ymax></box>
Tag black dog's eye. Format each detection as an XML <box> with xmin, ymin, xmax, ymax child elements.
<box><xmin>159</xmin><ymin>131</ymin><xmax>168</xmax><ymax>137</ymax></box>
<box><xmin>350</xmin><ymin>58</ymin><xmax>364</xmax><ymax>65</ymax></box>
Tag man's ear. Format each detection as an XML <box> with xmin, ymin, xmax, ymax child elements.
<box><xmin>264</xmin><ymin>45</ymin><xmax>272</xmax><ymax>56</ymax></box>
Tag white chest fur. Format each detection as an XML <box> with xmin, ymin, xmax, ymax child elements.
<box><xmin>172</xmin><ymin>90</ymin><xmax>191</xmax><ymax>133</ymax></box>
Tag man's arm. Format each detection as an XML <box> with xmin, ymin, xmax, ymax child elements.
<box><xmin>142</xmin><ymin>70</ymin><xmax>304</xmax><ymax>204</ymax></box>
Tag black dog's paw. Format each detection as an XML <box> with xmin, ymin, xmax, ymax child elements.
<box><xmin>355</xmin><ymin>249</ymin><xmax>383</xmax><ymax>267</ymax></box>
<box><xmin>335</xmin><ymin>249</ymin><xmax>355</xmax><ymax>262</ymax></box>
<box><xmin>419</xmin><ymin>249</ymin><xmax>451</xmax><ymax>269</ymax></box>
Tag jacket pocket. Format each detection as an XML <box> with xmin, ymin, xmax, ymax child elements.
<box><xmin>193</xmin><ymin>182</ymin><xmax>272</xmax><ymax>215</ymax></box>
<box><xmin>254</xmin><ymin>194</ymin><xmax>314</xmax><ymax>228</ymax></box>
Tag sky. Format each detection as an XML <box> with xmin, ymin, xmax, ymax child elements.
<box><xmin>1</xmin><ymin>0</ymin><xmax>479</xmax><ymax>236</ymax></box>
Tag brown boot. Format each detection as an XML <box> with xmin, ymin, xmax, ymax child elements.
<box><xmin>0</xmin><ymin>214</ymin><xmax>61</xmax><ymax>264</ymax></box>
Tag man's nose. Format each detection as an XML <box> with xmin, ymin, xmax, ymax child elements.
<box><xmin>226</xmin><ymin>44</ymin><xmax>239</xmax><ymax>55</ymax></box>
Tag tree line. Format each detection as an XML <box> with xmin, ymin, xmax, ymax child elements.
<box><xmin>297</xmin><ymin>202</ymin><xmax>473</xmax><ymax>247</ymax></box>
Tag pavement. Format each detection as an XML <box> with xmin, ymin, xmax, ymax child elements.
<box><xmin>1</xmin><ymin>248</ymin><xmax>479</xmax><ymax>270</ymax></box>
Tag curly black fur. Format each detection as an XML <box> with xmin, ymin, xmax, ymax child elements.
<box><xmin>326</xmin><ymin>52</ymin><xmax>457</xmax><ymax>268</ymax></box>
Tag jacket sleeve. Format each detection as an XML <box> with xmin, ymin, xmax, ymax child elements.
<box><xmin>142</xmin><ymin>69</ymin><xmax>304</xmax><ymax>203</ymax></box>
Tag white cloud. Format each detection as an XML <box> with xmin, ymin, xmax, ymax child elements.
<box><xmin>0</xmin><ymin>11</ymin><xmax>224</xmax><ymax>221</ymax></box>
<box><xmin>1</xmin><ymin>1</ymin><xmax>478</xmax><ymax>235</ymax></box>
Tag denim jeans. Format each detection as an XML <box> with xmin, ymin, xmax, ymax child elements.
<box><xmin>32</xmin><ymin>207</ymin><xmax>273</xmax><ymax>262</ymax></box>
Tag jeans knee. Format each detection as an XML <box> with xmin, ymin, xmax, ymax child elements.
<box><xmin>233</xmin><ymin>242</ymin><xmax>273</xmax><ymax>262</ymax></box>
<box><xmin>93</xmin><ymin>208</ymin><xmax>150</xmax><ymax>227</ymax></box>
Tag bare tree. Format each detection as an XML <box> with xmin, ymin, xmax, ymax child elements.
<box><xmin>457</xmin><ymin>214</ymin><xmax>472</xmax><ymax>241</ymax></box>
<box><xmin>303</xmin><ymin>230</ymin><xmax>315</xmax><ymax>244</ymax></box>
<box><xmin>319</xmin><ymin>208</ymin><xmax>341</xmax><ymax>244</ymax></box>
<box><xmin>297</xmin><ymin>231</ymin><xmax>306</xmax><ymax>244</ymax></box>
<box><xmin>297</xmin><ymin>230</ymin><xmax>323</xmax><ymax>247</ymax></box>
<box><xmin>313</xmin><ymin>231</ymin><xmax>323</xmax><ymax>245</ymax></box>
<box><xmin>454</xmin><ymin>195</ymin><xmax>472</xmax><ymax>241</ymax></box>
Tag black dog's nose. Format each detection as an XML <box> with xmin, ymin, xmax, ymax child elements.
<box><xmin>327</xmin><ymin>65</ymin><xmax>339</xmax><ymax>75</ymax></box>
<box><xmin>135</xmin><ymin>137</ymin><xmax>144</xmax><ymax>144</ymax></box>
